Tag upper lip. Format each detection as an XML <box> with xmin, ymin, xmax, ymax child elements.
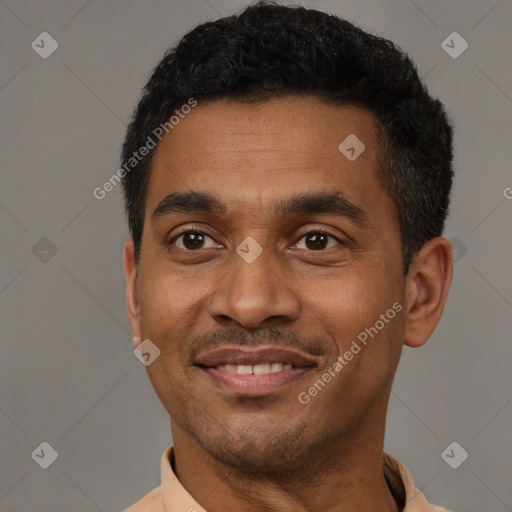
<box><xmin>195</xmin><ymin>346</ymin><xmax>318</xmax><ymax>368</ymax></box>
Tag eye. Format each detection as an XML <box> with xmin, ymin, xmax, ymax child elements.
<box><xmin>295</xmin><ymin>230</ymin><xmax>343</xmax><ymax>251</ymax></box>
<box><xmin>169</xmin><ymin>228</ymin><xmax>344</xmax><ymax>252</ymax></box>
<box><xmin>171</xmin><ymin>230</ymin><xmax>219</xmax><ymax>250</ymax></box>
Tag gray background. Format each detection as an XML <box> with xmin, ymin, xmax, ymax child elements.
<box><xmin>1</xmin><ymin>0</ymin><xmax>511</xmax><ymax>511</ymax></box>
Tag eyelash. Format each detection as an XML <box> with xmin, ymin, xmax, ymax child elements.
<box><xmin>168</xmin><ymin>227</ymin><xmax>345</xmax><ymax>250</ymax></box>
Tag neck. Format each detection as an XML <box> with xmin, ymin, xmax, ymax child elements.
<box><xmin>170</xmin><ymin>402</ymin><xmax>400</xmax><ymax>512</ymax></box>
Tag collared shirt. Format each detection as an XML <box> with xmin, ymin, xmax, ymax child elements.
<box><xmin>123</xmin><ymin>446</ymin><xmax>451</xmax><ymax>512</ymax></box>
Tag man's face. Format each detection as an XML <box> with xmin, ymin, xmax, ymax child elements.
<box><xmin>129</xmin><ymin>98</ymin><xmax>408</xmax><ymax>471</ymax></box>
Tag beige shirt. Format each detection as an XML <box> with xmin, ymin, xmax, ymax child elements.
<box><xmin>123</xmin><ymin>446</ymin><xmax>451</xmax><ymax>512</ymax></box>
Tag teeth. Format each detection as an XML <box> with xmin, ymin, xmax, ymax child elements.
<box><xmin>253</xmin><ymin>363</ymin><xmax>271</xmax><ymax>374</ymax></box>
<box><xmin>237</xmin><ymin>365</ymin><xmax>253</xmax><ymax>375</ymax></box>
<box><xmin>216</xmin><ymin>363</ymin><xmax>293</xmax><ymax>375</ymax></box>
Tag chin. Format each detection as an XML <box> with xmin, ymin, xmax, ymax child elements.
<box><xmin>193</xmin><ymin>419</ymin><xmax>315</xmax><ymax>474</ymax></box>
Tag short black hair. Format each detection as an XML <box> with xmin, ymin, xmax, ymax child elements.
<box><xmin>121</xmin><ymin>0</ymin><xmax>453</xmax><ymax>273</ymax></box>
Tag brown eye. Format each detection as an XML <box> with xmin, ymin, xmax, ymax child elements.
<box><xmin>172</xmin><ymin>231</ymin><xmax>217</xmax><ymax>250</ymax></box>
<box><xmin>296</xmin><ymin>231</ymin><xmax>341</xmax><ymax>251</ymax></box>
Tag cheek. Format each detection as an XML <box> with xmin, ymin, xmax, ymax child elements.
<box><xmin>304</xmin><ymin>266</ymin><xmax>391</xmax><ymax>329</ymax></box>
<box><xmin>139</xmin><ymin>267</ymin><xmax>201</xmax><ymax>335</ymax></box>
<box><xmin>137</xmin><ymin>273</ymin><xmax>190</xmax><ymax>370</ymax></box>
<box><xmin>302</xmin><ymin>266</ymin><xmax>403</xmax><ymax>373</ymax></box>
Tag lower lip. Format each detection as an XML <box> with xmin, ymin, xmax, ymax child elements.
<box><xmin>199</xmin><ymin>366</ymin><xmax>314</xmax><ymax>396</ymax></box>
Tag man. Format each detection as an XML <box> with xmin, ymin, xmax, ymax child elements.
<box><xmin>121</xmin><ymin>1</ymin><xmax>454</xmax><ymax>510</ymax></box>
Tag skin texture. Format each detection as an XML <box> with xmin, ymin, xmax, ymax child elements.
<box><xmin>123</xmin><ymin>97</ymin><xmax>453</xmax><ymax>512</ymax></box>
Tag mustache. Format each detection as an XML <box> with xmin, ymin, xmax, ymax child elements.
<box><xmin>184</xmin><ymin>325</ymin><xmax>329</xmax><ymax>364</ymax></box>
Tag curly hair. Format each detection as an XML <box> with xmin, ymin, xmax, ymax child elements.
<box><xmin>121</xmin><ymin>0</ymin><xmax>453</xmax><ymax>273</ymax></box>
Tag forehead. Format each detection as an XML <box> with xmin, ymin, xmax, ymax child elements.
<box><xmin>146</xmin><ymin>97</ymin><xmax>385</xmax><ymax>216</ymax></box>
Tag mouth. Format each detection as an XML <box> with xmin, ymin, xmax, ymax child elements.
<box><xmin>195</xmin><ymin>346</ymin><xmax>317</xmax><ymax>396</ymax></box>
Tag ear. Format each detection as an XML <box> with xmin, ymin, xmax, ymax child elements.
<box><xmin>403</xmin><ymin>236</ymin><xmax>453</xmax><ymax>348</ymax></box>
<box><xmin>123</xmin><ymin>240</ymin><xmax>142</xmax><ymax>348</ymax></box>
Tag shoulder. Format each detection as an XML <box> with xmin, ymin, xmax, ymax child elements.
<box><xmin>122</xmin><ymin>485</ymin><xmax>165</xmax><ymax>512</ymax></box>
<box><xmin>383</xmin><ymin>453</ymin><xmax>453</xmax><ymax>512</ymax></box>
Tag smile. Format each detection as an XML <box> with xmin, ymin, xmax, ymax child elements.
<box><xmin>195</xmin><ymin>346</ymin><xmax>317</xmax><ymax>396</ymax></box>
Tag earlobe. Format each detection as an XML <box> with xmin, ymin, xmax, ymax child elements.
<box><xmin>123</xmin><ymin>240</ymin><xmax>142</xmax><ymax>340</ymax></box>
<box><xmin>403</xmin><ymin>237</ymin><xmax>453</xmax><ymax>348</ymax></box>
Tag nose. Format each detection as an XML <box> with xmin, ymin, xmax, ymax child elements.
<box><xmin>208</xmin><ymin>250</ymin><xmax>301</xmax><ymax>329</ymax></box>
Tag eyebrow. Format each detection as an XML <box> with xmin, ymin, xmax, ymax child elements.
<box><xmin>152</xmin><ymin>190</ymin><xmax>370</xmax><ymax>228</ymax></box>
